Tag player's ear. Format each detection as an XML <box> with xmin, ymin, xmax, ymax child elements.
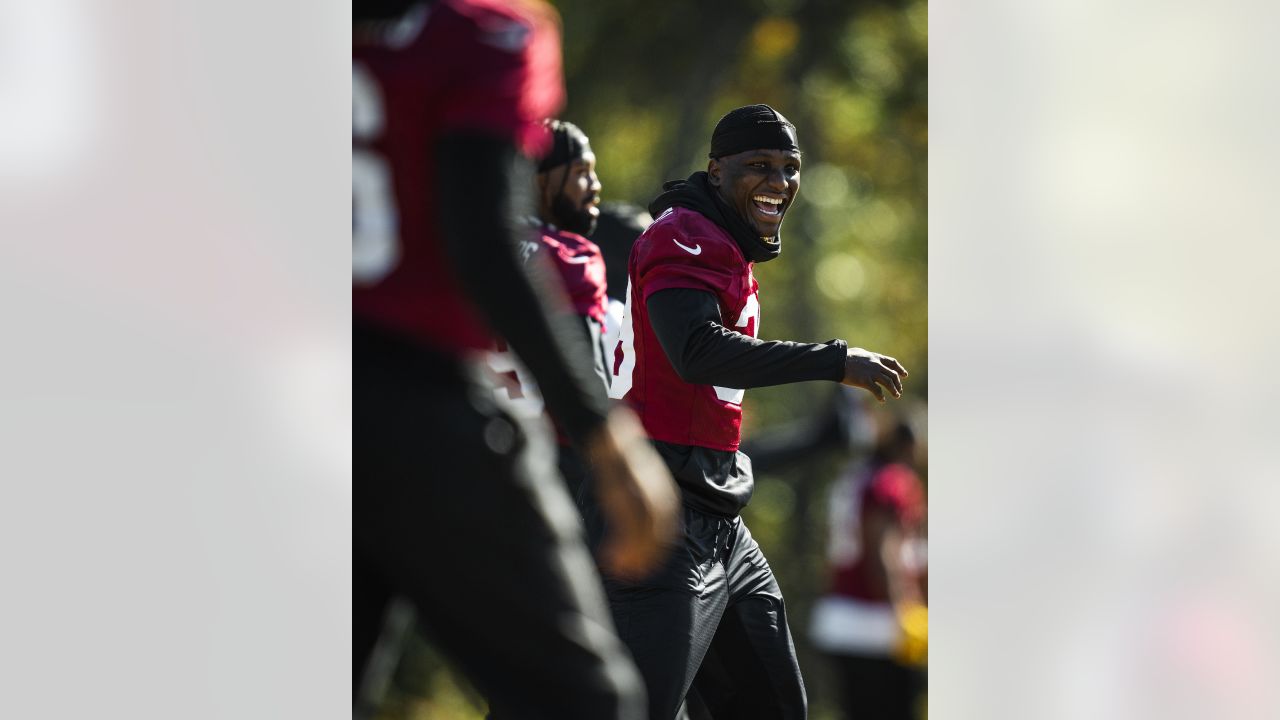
<box><xmin>707</xmin><ymin>158</ymin><xmax>721</xmax><ymax>188</ymax></box>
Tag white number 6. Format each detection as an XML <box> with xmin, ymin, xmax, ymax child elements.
<box><xmin>713</xmin><ymin>292</ymin><xmax>759</xmax><ymax>404</ymax></box>
<box><xmin>352</xmin><ymin>63</ymin><xmax>400</xmax><ymax>285</ymax></box>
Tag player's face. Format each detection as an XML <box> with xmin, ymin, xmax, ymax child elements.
<box><xmin>541</xmin><ymin>152</ymin><xmax>601</xmax><ymax>236</ymax></box>
<box><xmin>709</xmin><ymin>149</ymin><xmax>801</xmax><ymax>239</ymax></box>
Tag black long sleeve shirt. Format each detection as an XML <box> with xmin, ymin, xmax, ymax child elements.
<box><xmin>644</xmin><ymin>288</ymin><xmax>847</xmax><ymax>515</ymax></box>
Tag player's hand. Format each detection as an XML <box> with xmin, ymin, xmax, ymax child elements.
<box><xmin>582</xmin><ymin>406</ymin><xmax>679</xmax><ymax>580</ymax></box>
<box><xmin>841</xmin><ymin>347</ymin><xmax>908</xmax><ymax>402</ymax></box>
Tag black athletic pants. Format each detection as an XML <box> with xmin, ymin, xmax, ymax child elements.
<box><xmin>353</xmin><ymin>326</ymin><xmax>645</xmax><ymax>719</ymax></box>
<box><xmin>580</xmin><ymin>496</ymin><xmax>808</xmax><ymax>720</ymax></box>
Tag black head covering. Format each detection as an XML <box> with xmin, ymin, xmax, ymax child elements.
<box><xmin>708</xmin><ymin>104</ymin><xmax>799</xmax><ymax>159</ymax></box>
<box><xmin>647</xmin><ymin>104</ymin><xmax>801</xmax><ymax>263</ymax></box>
<box><xmin>537</xmin><ymin>119</ymin><xmax>592</xmax><ymax>173</ymax></box>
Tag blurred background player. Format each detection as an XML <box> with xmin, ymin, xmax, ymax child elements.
<box><xmin>809</xmin><ymin>410</ymin><xmax>928</xmax><ymax>720</ymax></box>
<box><xmin>531</xmin><ymin>119</ymin><xmax>609</xmax><ymax>396</ymax></box>
<box><xmin>600</xmin><ymin>103</ymin><xmax>909</xmax><ymax>719</ymax></box>
<box><xmin>487</xmin><ymin>119</ymin><xmax>610</xmax><ymax>503</ymax></box>
<box><xmin>739</xmin><ymin>385</ymin><xmax>879</xmax><ymax>475</ymax></box>
<box><xmin>592</xmin><ymin>202</ymin><xmax>652</xmax><ymax>355</ymax></box>
<box><xmin>353</xmin><ymin>1</ymin><xmax>677</xmax><ymax>718</ymax></box>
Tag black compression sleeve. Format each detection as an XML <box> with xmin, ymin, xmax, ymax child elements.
<box><xmin>646</xmin><ymin>288</ymin><xmax>847</xmax><ymax>389</ymax></box>
<box><xmin>436</xmin><ymin>132</ymin><xmax>608</xmax><ymax>443</ymax></box>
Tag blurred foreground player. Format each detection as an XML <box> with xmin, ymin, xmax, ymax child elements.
<box><xmin>603</xmin><ymin>104</ymin><xmax>909</xmax><ymax>719</ymax></box>
<box><xmin>353</xmin><ymin>2</ymin><xmax>677</xmax><ymax>718</ymax></box>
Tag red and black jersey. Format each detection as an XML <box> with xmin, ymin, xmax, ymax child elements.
<box><xmin>829</xmin><ymin>461</ymin><xmax>927</xmax><ymax>603</ymax></box>
<box><xmin>537</xmin><ymin>224</ymin><xmax>608</xmax><ymax>325</ymax></box>
<box><xmin>487</xmin><ymin>222</ymin><xmax>610</xmax><ymax>423</ymax></box>
<box><xmin>612</xmin><ymin>177</ymin><xmax>845</xmax><ymax>514</ymax></box>
<box><xmin>609</xmin><ymin>207</ymin><xmax>761</xmax><ymax>452</ymax></box>
<box><xmin>352</xmin><ymin>0</ymin><xmax>564</xmax><ymax>355</ymax></box>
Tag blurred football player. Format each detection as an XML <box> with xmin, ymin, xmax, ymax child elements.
<box><xmin>488</xmin><ymin>119</ymin><xmax>611</xmax><ymax>503</ymax></box>
<box><xmin>353</xmin><ymin>1</ymin><xmax>677</xmax><ymax>718</ymax></box>
<box><xmin>601</xmin><ymin>103</ymin><xmax>908</xmax><ymax>719</ymax></box>
<box><xmin>810</xmin><ymin>413</ymin><xmax>927</xmax><ymax>720</ymax></box>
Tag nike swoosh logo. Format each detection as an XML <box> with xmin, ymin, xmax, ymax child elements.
<box><xmin>673</xmin><ymin>238</ymin><xmax>702</xmax><ymax>255</ymax></box>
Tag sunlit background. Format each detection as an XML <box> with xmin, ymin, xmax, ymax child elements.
<box><xmin>373</xmin><ymin>1</ymin><xmax>929</xmax><ymax>718</ymax></box>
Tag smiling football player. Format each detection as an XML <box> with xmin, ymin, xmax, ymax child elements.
<box><xmin>598</xmin><ymin>104</ymin><xmax>909</xmax><ymax>719</ymax></box>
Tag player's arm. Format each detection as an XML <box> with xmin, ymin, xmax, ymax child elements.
<box><xmin>436</xmin><ymin>133</ymin><xmax>676</xmax><ymax>577</ymax></box>
<box><xmin>647</xmin><ymin>288</ymin><xmax>845</xmax><ymax>387</ymax></box>
<box><xmin>581</xmin><ymin>315</ymin><xmax>611</xmax><ymax>390</ymax></box>
<box><xmin>647</xmin><ymin>288</ymin><xmax>907</xmax><ymax>401</ymax></box>
<box><xmin>864</xmin><ymin>500</ymin><xmax>928</xmax><ymax>665</ymax></box>
<box><xmin>738</xmin><ymin>392</ymin><xmax>846</xmax><ymax>473</ymax></box>
<box><xmin>537</xmin><ymin>311</ymin><xmax>609</xmax><ymax>393</ymax></box>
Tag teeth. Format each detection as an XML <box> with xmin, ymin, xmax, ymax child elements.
<box><xmin>753</xmin><ymin>195</ymin><xmax>783</xmax><ymax>205</ymax></box>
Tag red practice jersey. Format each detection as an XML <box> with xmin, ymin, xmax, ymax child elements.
<box><xmin>609</xmin><ymin>207</ymin><xmax>761</xmax><ymax>451</ymax></box>
<box><xmin>352</xmin><ymin>0</ymin><xmax>565</xmax><ymax>355</ymax></box>
<box><xmin>488</xmin><ymin>222</ymin><xmax>609</xmax><ymax>419</ymax></box>
<box><xmin>537</xmin><ymin>224</ymin><xmax>608</xmax><ymax>325</ymax></box>
<box><xmin>829</xmin><ymin>461</ymin><xmax>927</xmax><ymax>603</ymax></box>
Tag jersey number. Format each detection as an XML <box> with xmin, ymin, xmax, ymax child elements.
<box><xmin>608</xmin><ymin>284</ymin><xmax>761</xmax><ymax>406</ymax></box>
<box><xmin>712</xmin><ymin>292</ymin><xmax>759</xmax><ymax>404</ymax></box>
<box><xmin>352</xmin><ymin>62</ymin><xmax>400</xmax><ymax>285</ymax></box>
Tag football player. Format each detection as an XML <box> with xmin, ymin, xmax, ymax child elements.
<box><xmin>487</xmin><ymin>119</ymin><xmax>613</xmax><ymax>503</ymax></box>
<box><xmin>810</xmin><ymin>415</ymin><xmax>928</xmax><ymax>720</ymax></box>
<box><xmin>353</xmin><ymin>1</ymin><xmax>676</xmax><ymax>718</ymax></box>
<box><xmin>489</xmin><ymin>120</ymin><xmax>612</xmax><ymax>501</ymax></box>
<box><xmin>602</xmin><ymin>104</ymin><xmax>908</xmax><ymax>719</ymax></box>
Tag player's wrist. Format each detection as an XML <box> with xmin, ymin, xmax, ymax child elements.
<box><xmin>825</xmin><ymin>339</ymin><xmax>849</xmax><ymax>381</ymax></box>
